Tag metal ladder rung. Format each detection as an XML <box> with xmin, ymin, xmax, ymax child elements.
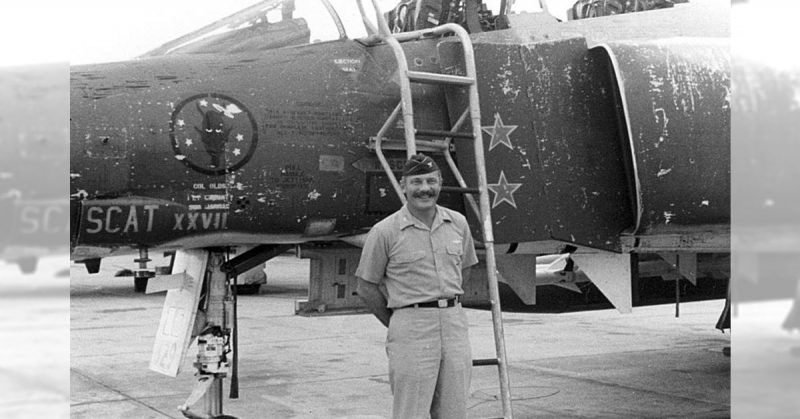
<box><xmin>393</xmin><ymin>26</ymin><xmax>459</xmax><ymax>43</ymax></box>
<box><xmin>440</xmin><ymin>186</ymin><xmax>480</xmax><ymax>194</ymax></box>
<box><xmin>472</xmin><ymin>358</ymin><xmax>500</xmax><ymax>366</ymax></box>
<box><xmin>415</xmin><ymin>128</ymin><xmax>474</xmax><ymax>139</ymax></box>
<box><xmin>407</xmin><ymin>71</ymin><xmax>475</xmax><ymax>86</ymax></box>
<box><xmin>369</xmin><ymin>136</ymin><xmax>452</xmax><ymax>153</ymax></box>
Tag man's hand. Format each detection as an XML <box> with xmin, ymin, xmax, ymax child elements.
<box><xmin>356</xmin><ymin>278</ymin><xmax>391</xmax><ymax>327</ymax></box>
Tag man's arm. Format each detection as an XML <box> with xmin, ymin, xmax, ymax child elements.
<box><xmin>356</xmin><ymin>277</ymin><xmax>391</xmax><ymax>327</ymax></box>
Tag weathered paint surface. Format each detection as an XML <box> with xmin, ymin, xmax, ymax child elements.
<box><xmin>441</xmin><ymin>36</ymin><xmax>633</xmax><ymax>251</ymax></box>
<box><xmin>435</xmin><ymin>10</ymin><xmax>730</xmax><ymax>251</ymax></box>
<box><xmin>598</xmin><ymin>39</ymin><xmax>731</xmax><ymax>235</ymax></box>
<box><xmin>70</xmin><ymin>38</ymin><xmax>461</xmax><ymax>248</ymax></box>
<box><xmin>69</xmin><ymin>2</ymin><xmax>732</xmax><ymax>255</ymax></box>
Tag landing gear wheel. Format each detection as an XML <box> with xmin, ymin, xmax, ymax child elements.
<box><xmin>134</xmin><ymin>277</ymin><xmax>149</xmax><ymax>293</ymax></box>
<box><xmin>233</xmin><ymin>283</ymin><xmax>260</xmax><ymax>295</ymax></box>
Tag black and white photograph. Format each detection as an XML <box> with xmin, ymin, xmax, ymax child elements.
<box><xmin>1</xmin><ymin>0</ymin><xmax>798</xmax><ymax>418</ymax></box>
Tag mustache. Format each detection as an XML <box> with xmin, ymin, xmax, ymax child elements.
<box><xmin>412</xmin><ymin>191</ymin><xmax>438</xmax><ymax>199</ymax></box>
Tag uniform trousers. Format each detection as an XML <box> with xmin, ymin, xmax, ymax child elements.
<box><xmin>386</xmin><ymin>305</ymin><xmax>471</xmax><ymax>419</ymax></box>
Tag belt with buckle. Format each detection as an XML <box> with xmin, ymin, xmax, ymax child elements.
<box><xmin>401</xmin><ymin>296</ymin><xmax>460</xmax><ymax>309</ymax></box>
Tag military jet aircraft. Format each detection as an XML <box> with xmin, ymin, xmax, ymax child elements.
<box><xmin>70</xmin><ymin>0</ymin><xmax>729</xmax><ymax>306</ymax></box>
<box><xmin>70</xmin><ymin>0</ymin><xmax>731</xmax><ymax>416</ymax></box>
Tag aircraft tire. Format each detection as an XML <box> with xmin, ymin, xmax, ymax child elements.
<box><xmin>233</xmin><ymin>284</ymin><xmax>261</xmax><ymax>295</ymax></box>
<box><xmin>134</xmin><ymin>277</ymin><xmax>148</xmax><ymax>293</ymax></box>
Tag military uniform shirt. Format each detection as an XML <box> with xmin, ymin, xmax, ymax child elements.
<box><xmin>356</xmin><ymin>205</ymin><xmax>479</xmax><ymax>309</ymax></box>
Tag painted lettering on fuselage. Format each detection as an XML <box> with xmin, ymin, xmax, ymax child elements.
<box><xmin>274</xmin><ymin>164</ymin><xmax>313</xmax><ymax>189</ymax></box>
<box><xmin>262</xmin><ymin>108</ymin><xmax>354</xmax><ymax>141</ymax></box>
<box><xmin>187</xmin><ymin>182</ymin><xmax>232</xmax><ymax>210</ymax></box>
<box><xmin>83</xmin><ymin>204</ymin><xmax>229</xmax><ymax>235</ymax></box>
<box><xmin>172</xmin><ymin>212</ymin><xmax>228</xmax><ymax>231</ymax></box>
<box><xmin>84</xmin><ymin>205</ymin><xmax>159</xmax><ymax>234</ymax></box>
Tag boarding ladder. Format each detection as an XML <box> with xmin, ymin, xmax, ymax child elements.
<box><xmin>366</xmin><ymin>2</ymin><xmax>513</xmax><ymax>417</ymax></box>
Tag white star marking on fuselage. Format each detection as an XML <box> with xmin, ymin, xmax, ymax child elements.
<box><xmin>482</xmin><ymin>113</ymin><xmax>518</xmax><ymax>151</ymax></box>
<box><xmin>487</xmin><ymin>170</ymin><xmax>522</xmax><ymax>209</ymax></box>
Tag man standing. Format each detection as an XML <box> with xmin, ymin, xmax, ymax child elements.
<box><xmin>356</xmin><ymin>154</ymin><xmax>479</xmax><ymax>419</ymax></box>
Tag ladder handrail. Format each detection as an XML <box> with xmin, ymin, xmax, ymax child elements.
<box><xmin>374</xmin><ymin>103</ymin><xmax>406</xmax><ymax>203</ymax></box>
<box><xmin>370</xmin><ymin>0</ymin><xmax>393</xmax><ymax>36</ymax></box>
<box><xmin>441</xmin><ymin>109</ymin><xmax>481</xmax><ymax>220</ymax></box>
<box><xmin>455</xmin><ymin>25</ymin><xmax>515</xmax><ymax>419</ymax></box>
<box><xmin>385</xmin><ymin>35</ymin><xmax>418</xmax><ymax>157</ymax></box>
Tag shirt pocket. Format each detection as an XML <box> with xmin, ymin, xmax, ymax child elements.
<box><xmin>394</xmin><ymin>250</ymin><xmax>426</xmax><ymax>264</ymax></box>
<box><xmin>446</xmin><ymin>242</ymin><xmax>464</xmax><ymax>264</ymax></box>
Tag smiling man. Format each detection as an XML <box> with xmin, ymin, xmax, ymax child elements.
<box><xmin>356</xmin><ymin>154</ymin><xmax>478</xmax><ymax>419</ymax></box>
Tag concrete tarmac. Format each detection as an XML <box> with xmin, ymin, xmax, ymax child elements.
<box><xmin>71</xmin><ymin>255</ymin><xmax>730</xmax><ymax>418</ymax></box>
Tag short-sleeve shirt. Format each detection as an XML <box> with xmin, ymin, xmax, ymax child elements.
<box><xmin>355</xmin><ymin>205</ymin><xmax>479</xmax><ymax>309</ymax></box>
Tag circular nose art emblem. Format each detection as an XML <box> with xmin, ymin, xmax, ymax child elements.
<box><xmin>169</xmin><ymin>93</ymin><xmax>258</xmax><ymax>176</ymax></box>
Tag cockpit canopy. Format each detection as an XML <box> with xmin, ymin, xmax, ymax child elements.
<box><xmin>140</xmin><ymin>0</ymin><xmax>380</xmax><ymax>57</ymax></box>
<box><xmin>139</xmin><ymin>0</ymin><xmax>626</xmax><ymax>58</ymax></box>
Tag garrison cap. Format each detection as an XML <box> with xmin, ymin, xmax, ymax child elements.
<box><xmin>402</xmin><ymin>153</ymin><xmax>439</xmax><ymax>177</ymax></box>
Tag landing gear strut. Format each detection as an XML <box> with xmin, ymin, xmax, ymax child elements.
<box><xmin>150</xmin><ymin>246</ymin><xmax>290</xmax><ymax>417</ymax></box>
<box><xmin>179</xmin><ymin>250</ymin><xmax>238</xmax><ymax>419</ymax></box>
<box><xmin>134</xmin><ymin>247</ymin><xmax>155</xmax><ymax>292</ymax></box>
